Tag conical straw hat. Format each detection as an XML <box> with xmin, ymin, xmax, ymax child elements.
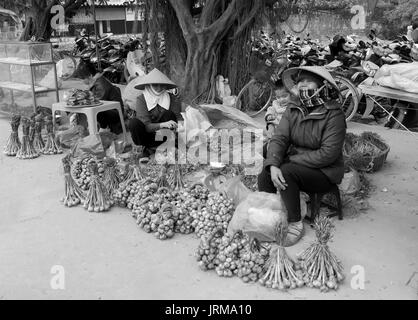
<box><xmin>134</xmin><ymin>68</ymin><xmax>177</xmax><ymax>90</ymax></box>
<box><xmin>282</xmin><ymin>66</ymin><xmax>339</xmax><ymax>93</ymax></box>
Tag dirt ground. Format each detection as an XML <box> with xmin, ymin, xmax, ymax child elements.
<box><xmin>0</xmin><ymin>114</ymin><xmax>417</xmax><ymax>300</ymax></box>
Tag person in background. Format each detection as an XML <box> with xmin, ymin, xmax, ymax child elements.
<box><xmin>258</xmin><ymin>66</ymin><xmax>346</xmax><ymax>247</ymax></box>
<box><xmin>74</xmin><ymin>60</ymin><xmax>124</xmax><ymax>134</ymax></box>
<box><xmin>128</xmin><ymin>68</ymin><xmax>182</xmax><ymax>160</ymax></box>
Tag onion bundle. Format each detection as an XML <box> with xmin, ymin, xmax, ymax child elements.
<box><xmin>237</xmin><ymin>240</ymin><xmax>270</xmax><ymax>283</ymax></box>
<box><xmin>16</xmin><ymin>117</ymin><xmax>39</xmax><ymax>159</ymax></box>
<box><xmin>259</xmin><ymin>224</ymin><xmax>304</xmax><ymax>290</ymax></box>
<box><xmin>32</xmin><ymin>114</ymin><xmax>45</xmax><ymax>152</ymax></box>
<box><xmin>42</xmin><ymin>116</ymin><xmax>62</xmax><ymax>155</ymax></box>
<box><xmin>191</xmin><ymin>191</ymin><xmax>234</xmax><ymax>239</ymax></box>
<box><xmin>298</xmin><ymin>216</ymin><xmax>344</xmax><ymax>292</ymax></box>
<box><xmin>128</xmin><ymin>178</ymin><xmax>158</xmax><ymax>211</ymax></box>
<box><xmin>215</xmin><ymin>233</ymin><xmax>244</xmax><ymax>278</ymax></box>
<box><xmin>61</xmin><ymin>155</ymin><xmax>85</xmax><ymax>207</ymax></box>
<box><xmin>4</xmin><ymin>114</ymin><xmax>21</xmax><ymax>156</ymax></box>
<box><xmin>71</xmin><ymin>156</ymin><xmax>105</xmax><ymax>190</ymax></box>
<box><xmin>135</xmin><ymin>196</ymin><xmax>162</xmax><ymax>233</ymax></box>
<box><xmin>196</xmin><ymin>228</ymin><xmax>224</xmax><ymax>271</ymax></box>
<box><xmin>102</xmin><ymin>157</ymin><xmax>120</xmax><ymax>196</ymax></box>
<box><xmin>153</xmin><ymin>203</ymin><xmax>177</xmax><ymax>240</ymax></box>
<box><xmin>167</xmin><ymin>164</ymin><xmax>184</xmax><ymax>190</ymax></box>
<box><xmin>83</xmin><ymin>161</ymin><xmax>113</xmax><ymax>212</ymax></box>
<box><xmin>113</xmin><ymin>164</ymin><xmax>145</xmax><ymax>207</ymax></box>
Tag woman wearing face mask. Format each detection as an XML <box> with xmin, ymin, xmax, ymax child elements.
<box><xmin>258</xmin><ymin>66</ymin><xmax>346</xmax><ymax>247</ymax></box>
<box><xmin>128</xmin><ymin>68</ymin><xmax>182</xmax><ymax>159</ymax></box>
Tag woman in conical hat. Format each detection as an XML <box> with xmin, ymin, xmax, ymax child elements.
<box><xmin>128</xmin><ymin>68</ymin><xmax>182</xmax><ymax>161</ymax></box>
<box><xmin>258</xmin><ymin>66</ymin><xmax>346</xmax><ymax>247</ymax></box>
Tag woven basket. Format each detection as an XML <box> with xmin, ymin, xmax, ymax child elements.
<box><xmin>343</xmin><ymin>132</ymin><xmax>390</xmax><ymax>173</ymax></box>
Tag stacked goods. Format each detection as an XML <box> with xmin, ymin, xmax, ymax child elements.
<box><xmin>42</xmin><ymin>116</ymin><xmax>62</xmax><ymax>155</ymax></box>
<box><xmin>16</xmin><ymin>117</ymin><xmax>39</xmax><ymax>159</ymax></box>
<box><xmin>32</xmin><ymin>114</ymin><xmax>45</xmax><ymax>152</ymax></box>
<box><xmin>187</xmin><ymin>182</ymin><xmax>210</xmax><ymax>202</ymax></box>
<box><xmin>196</xmin><ymin>228</ymin><xmax>225</xmax><ymax>271</ymax></box>
<box><xmin>343</xmin><ymin>132</ymin><xmax>389</xmax><ymax>172</ymax></box>
<box><xmin>102</xmin><ymin>157</ymin><xmax>120</xmax><ymax>196</ymax></box>
<box><xmin>83</xmin><ymin>161</ymin><xmax>114</xmax><ymax>212</ymax></box>
<box><xmin>259</xmin><ymin>224</ymin><xmax>304</xmax><ymax>290</ymax></box>
<box><xmin>237</xmin><ymin>240</ymin><xmax>271</xmax><ymax>283</ymax></box>
<box><xmin>66</xmin><ymin>89</ymin><xmax>100</xmax><ymax>106</ymax></box>
<box><xmin>71</xmin><ymin>156</ymin><xmax>105</xmax><ymax>190</ymax></box>
<box><xmin>298</xmin><ymin>216</ymin><xmax>344</xmax><ymax>292</ymax></box>
<box><xmin>191</xmin><ymin>191</ymin><xmax>234</xmax><ymax>239</ymax></box>
<box><xmin>4</xmin><ymin>114</ymin><xmax>21</xmax><ymax>156</ymax></box>
<box><xmin>61</xmin><ymin>155</ymin><xmax>85</xmax><ymax>207</ymax></box>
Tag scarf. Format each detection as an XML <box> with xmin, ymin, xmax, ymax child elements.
<box><xmin>143</xmin><ymin>85</ymin><xmax>170</xmax><ymax>111</ymax></box>
<box><xmin>299</xmin><ymin>85</ymin><xmax>329</xmax><ymax>108</ymax></box>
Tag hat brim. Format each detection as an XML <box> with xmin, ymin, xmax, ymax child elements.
<box><xmin>134</xmin><ymin>82</ymin><xmax>177</xmax><ymax>90</ymax></box>
<box><xmin>282</xmin><ymin>66</ymin><xmax>340</xmax><ymax>93</ymax></box>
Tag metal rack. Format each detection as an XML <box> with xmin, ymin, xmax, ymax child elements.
<box><xmin>0</xmin><ymin>41</ymin><xmax>60</xmax><ymax>114</ymax></box>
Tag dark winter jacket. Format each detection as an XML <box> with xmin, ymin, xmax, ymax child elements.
<box><xmin>264</xmin><ymin>102</ymin><xmax>347</xmax><ymax>184</ymax></box>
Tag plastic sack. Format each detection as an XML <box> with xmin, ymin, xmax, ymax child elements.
<box><xmin>225</xmin><ymin>177</ymin><xmax>307</xmax><ymax>242</ymax></box>
<box><xmin>70</xmin><ymin>134</ymin><xmax>106</xmax><ymax>159</ymax></box>
<box><xmin>199</xmin><ymin>104</ymin><xmax>262</xmax><ymax>129</ymax></box>
<box><xmin>122</xmin><ymin>76</ymin><xmax>144</xmax><ymax>111</ymax></box>
<box><xmin>56</xmin><ymin>124</ymin><xmax>87</xmax><ymax>149</ymax></box>
<box><xmin>339</xmin><ymin>168</ymin><xmax>361</xmax><ymax>196</ymax></box>
<box><xmin>181</xmin><ymin>105</ymin><xmax>214</xmax><ymax>149</ymax></box>
<box><xmin>228</xmin><ymin>191</ymin><xmax>288</xmax><ymax>242</ymax></box>
<box><xmin>374</xmin><ymin>62</ymin><xmax>418</xmax><ymax>93</ymax></box>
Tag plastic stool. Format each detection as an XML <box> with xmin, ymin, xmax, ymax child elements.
<box><xmin>306</xmin><ymin>184</ymin><xmax>343</xmax><ymax>224</ymax></box>
<box><xmin>52</xmin><ymin>101</ymin><xmax>127</xmax><ymax>143</ymax></box>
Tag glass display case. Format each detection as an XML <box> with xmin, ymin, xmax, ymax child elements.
<box><xmin>0</xmin><ymin>41</ymin><xmax>59</xmax><ymax>116</ymax></box>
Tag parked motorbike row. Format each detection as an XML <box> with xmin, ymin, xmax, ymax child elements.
<box><xmin>251</xmin><ymin>31</ymin><xmax>418</xmax><ymax>129</ymax></box>
<box><xmin>69</xmin><ymin>33</ymin><xmax>167</xmax><ymax>84</ymax></box>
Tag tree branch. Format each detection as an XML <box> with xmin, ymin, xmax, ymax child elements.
<box><xmin>207</xmin><ymin>0</ymin><xmax>238</xmax><ymax>38</ymax></box>
<box><xmin>200</xmin><ymin>0</ymin><xmax>222</xmax><ymax>27</ymax></box>
<box><xmin>232</xmin><ymin>0</ymin><xmax>262</xmax><ymax>39</ymax></box>
<box><xmin>167</xmin><ymin>0</ymin><xmax>195</xmax><ymax>39</ymax></box>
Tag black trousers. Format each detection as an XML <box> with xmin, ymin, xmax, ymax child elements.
<box><xmin>128</xmin><ymin>109</ymin><xmax>177</xmax><ymax>148</ymax></box>
<box><xmin>258</xmin><ymin>147</ymin><xmax>333</xmax><ymax>223</ymax></box>
<box><xmin>97</xmin><ymin>110</ymin><xmax>123</xmax><ymax>135</ymax></box>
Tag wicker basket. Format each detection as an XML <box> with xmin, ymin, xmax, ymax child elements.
<box><xmin>343</xmin><ymin>132</ymin><xmax>390</xmax><ymax>173</ymax></box>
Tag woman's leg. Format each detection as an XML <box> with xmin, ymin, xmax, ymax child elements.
<box><xmin>279</xmin><ymin>162</ymin><xmax>334</xmax><ymax>223</ymax></box>
<box><xmin>127</xmin><ymin>118</ymin><xmax>155</xmax><ymax>147</ymax></box>
<box><xmin>257</xmin><ymin>166</ymin><xmax>277</xmax><ymax>194</ymax></box>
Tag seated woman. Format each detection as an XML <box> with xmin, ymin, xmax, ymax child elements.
<box><xmin>258</xmin><ymin>66</ymin><xmax>346</xmax><ymax>247</ymax></box>
<box><xmin>74</xmin><ymin>60</ymin><xmax>124</xmax><ymax>134</ymax></box>
<box><xmin>128</xmin><ymin>68</ymin><xmax>182</xmax><ymax>158</ymax></box>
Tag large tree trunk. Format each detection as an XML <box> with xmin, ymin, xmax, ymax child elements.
<box><xmin>20</xmin><ymin>3</ymin><xmax>55</xmax><ymax>41</ymax></box>
<box><xmin>182</xmin><ymin>34</ymin><xmax>217</xmax><ymax>103</ymax></box>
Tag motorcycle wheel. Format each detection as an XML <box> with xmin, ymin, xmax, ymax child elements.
<box><xmin>235</xmin><ymin>78</ymin><xmax>273</xmax><ymax>118</ymax></box>
<box><xmin>334</xmin><ymin>75</ymin><xmax>360</xmax><ymax>122</ymax></box>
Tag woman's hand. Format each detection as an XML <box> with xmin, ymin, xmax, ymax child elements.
<box><xmin>270</xmin><ymin>166</ymin><xmax>287</xmax><ymax>190</ymax></box>
<box><xmin>160</xmin><ymin>120</ymin><xmax>178</xmax><ymax>130</ymax></box>
<box><xmin>266</xmin><ymin>124</ymin><xmax>276</xmax><ymax>139</ymax></box>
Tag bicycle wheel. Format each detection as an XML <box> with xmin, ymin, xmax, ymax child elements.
<box><xmin>235</xmin><ymin>79</ymin><xmax>273</xmax><ymax>118</ymax></box>
<box><xmin>334</xmin><ymin>75</ymin><xmax>359</xmax><ymax>122</ymax></box>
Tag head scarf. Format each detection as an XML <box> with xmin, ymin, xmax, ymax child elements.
<box><xmin>143</xmin><ymin>85</ymin><xmax>170</xmax><ymax>111</ymax></box>
<box><xmin>299</xmin><ymin>85</ymin><xmax>330</xmax><ymax>108</ymax></box>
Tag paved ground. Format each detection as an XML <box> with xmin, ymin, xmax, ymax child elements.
<box><xmin>0</xmin><ymin>116</ymin><xmax>417</xmax><ymax>300</ymax></box>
